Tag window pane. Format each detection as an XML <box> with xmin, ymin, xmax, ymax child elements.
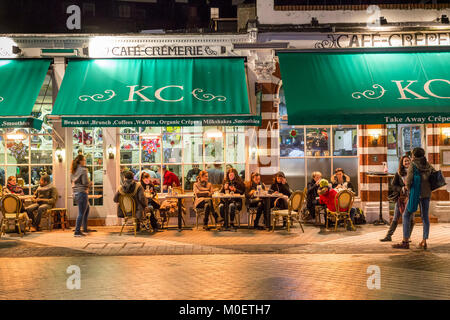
<box><xmin>333</xmin><ymin>158</ymin><xmax>358</xmax><ymax>194</ymax></box>
<box><xmin>0</xmin><ymin>166</ymin><xmax>5</xmax><ymax>186</ymax></box>
<box><xmin>163</xmin><ymin>133</ymin><xmax>182</xmax><ymax>163</ymax></box>
<box><xmin>307</xmin><ymin>158</ymin><xmax>332</xmax><ymax>183</ymax></box>
<box><xmin>333</xmin><ymin>126</ymin><xmax>357</xmax><ymax>156</ymax></box>
<box><xmin>120</xmin><ymin>165</ymin><xmax>139</xmax><ymax>183</ymax></box>
<box><xmin>226</xmin><ymin>132</ymin><xmax>245</xmax><ymax>163</ymax></box>
<box><xmin>30</xmin><ymin>165</ymin><xmax>53</xmax><ymax>191</ymax></box>
<box><xmin>0</xmin><ymin>136</ymin><xmax>5</xmax><ymax>164</ymax></box>
<box><xmin>120</xmin><ymin>127</ymin><xmax>139</xmax><ymax>134</ymax></box>
<box><xmin>7</xmin><ymin>137</ymin><xmax>29</xmax><ymax>165</ymax></box>
<box><xmin>183</xmin><ymin>132</ymin><xmax>203</xmax><ymax>163</ymax></box>
<box><xmin>31</xmin><ymin>135</ymin><xmax>53</xmax><ymax>164</ymax></box>
<box><xmin>280</xmin><ymin>158</ymin><xmax>305</xmax><ymax>191</ymax></box>
<box><xmin>204</xmin><ymin>127</ymin><xmax>224</xmax><ymax>162</ymax></box>
<box><xmin>280</xmin><ymin>126</ymin><xmax>304</xmax><ymax>157</ymax></box>
<box><xmin>92</xmin><ymin>187</ymin><xmax>103</xmax><ymax>206</ymax></box>
<box><xmin>206</xmin><ymin>163</ymin><xmax>224</xmax><ymax>185</ymax></box>
<box><xmin>141</xmin><ymin>137</ymin><xmax>161</xmax><ymax>164</ymax></box>
<box><xmin>141</xmin><ymin>127</ymin><xmax>161</xmax><ymax>135</ymax></box>
<box><xmin>184</xmin><ymin>164</ymin><xmax>202</xmax><ymax>190</ymax></box>
<box><xmin>306</xmin><ymin>128</ymin><xmax>330</xmax><ymax>157</ymax></box>
<box><xmin>93</xmin><ymin>166</ymin><xmax>103</xmax><ymax>185</ymax></box>
<box><xmin>120</xmin><ymin>134</ymin><xmax>140</xmax><ymax>164</ymax></box>
<box><xmin>162</xmin><ymin>165</ymin><xmax>181</xmax><ymax>191</ymax></box>
<box><xmin>163</xmin><ymin>126</ymin><xmax>181</xmax><ymax>134</ymax></box>
<box><xmin>141</xmin><ymin>165</ymin><xmax>161</xmax><ymax>191</ymax></box>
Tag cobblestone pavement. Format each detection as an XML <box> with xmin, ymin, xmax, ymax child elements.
<box><xmin>1</xmin><ymin>223</ymin><xmax>449</xmax><ymax>300</ymax></box>
<box><xmin>0</xmin><ymin>253</ymin><xmax>449</xmax><ymax>300</ymax></box>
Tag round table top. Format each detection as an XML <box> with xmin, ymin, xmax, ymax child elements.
<box><xmin>367</xmin><ymin>173</ymin><xmax>395</xmax><ymax>178</ymax></box>
<box><xmin>212</xmin><ymin>193</ymin><xmax>245</xmax><ymax>199</ymax></box>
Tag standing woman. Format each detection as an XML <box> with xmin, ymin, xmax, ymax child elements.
<box><xmin>71</xmin><ymin>154</ymin><xmax>92</xmax><ymax>237</ymax></box>
<box><xmin>393</xmin><ymin>147</ymin><xmax>435</xmax><ymax>249</ymax></box>
<box><xmin>219</xmin><ymin>168</ymin><xmax>245</xmax><ymax>229</ymax></box>
<box><xmin>380</xmin><ymin>155</ymin><xmax>414</xmax><ymax>242</ymax></box>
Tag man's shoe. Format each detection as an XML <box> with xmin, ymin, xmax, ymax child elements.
<box><xmin>380</xmin><ymin>236</ymin><xmax>392</xmax><ymax>242</ymax></box>
<box><xmin>203</xmin><ymin>225</ymin><xmax>210</xmax><ymax>231</ymax></box>
<box><xmin>83</xmin><ymin>229</ymin><xmax>97</xmax><ymax>233</ymax></box>
<box><xmin>35</xmin><ymin>226</ymin><xmax>41</xmax><ymax>232</ymax></box>
<box><xmin>74</xmin><ymin>231</ymin><xmax>86</xmax><ymax>237</ymax></box>
<box><xmin>216</xmin><ymin>217</ymin><xmax>224</xmax><ymax>224</ymax></box>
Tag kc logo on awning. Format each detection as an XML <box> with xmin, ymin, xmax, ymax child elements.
<box><xmin>352</xmin><ymin>79</ymin><xmax>450</xmax><ymax>100</ymax></box>
<box><xmin>78</xmin><ymin>86</ymin><xmax>227</xmax><ymax>103</ymax></box>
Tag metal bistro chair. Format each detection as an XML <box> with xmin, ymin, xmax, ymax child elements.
<box><xmin>119</xmin><ymin>194</ymin><xmax>140</xmax><ymax>236</ymax></box>
<box><xmin>326</xmin><ymin>189</ymin><xmax>356</xmax><ymax>231</ymax></box>
<box><xmin>246</xmin><ymin>197</ymin><xmax>258</xmax><ymax>229</ymax></box>
<box><xmin>1</xmin><ymin>194</ymin><xmax>30</xmax><ymax>238</ymax></box>
<box><xmin>271</xmin><ymin>191</ymin><xmax>305</xmax><ymax>233</ymax></box>
<box><xmin>194</xmin><ymin>197</ymin><xmax>217</xmax><ymax>230</ymax></box>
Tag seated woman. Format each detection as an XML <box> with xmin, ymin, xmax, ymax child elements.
<box><xmin>140</xmin><ymin>172</ymin><xmax>161</xmax><ymax>231</ymax></box>
<box><xmin>306</xmin><ymin>171</ymin><xmax>324</xmax><ymax>220</ymax></box>
<box><xmin>246</xmin><ymin>172</ymin><xmax>266</xmax><ymax>230</ymax></box>
<box><xmin>331</xmin><ymin>168</ymin><xmax>353</xmax><ymax>191</ymax></box>
<box><xmin>193</xmin><ymin>170</ymin><xmax>221</xmax><ymax>230</ymax></box>
<box><xmin>218</xmin><ymin>168</ymin><xmax>245</xmax><ymax>229</ymax></box>
<box><xmin>6</xmin><ymin>176</ymin><xmax>25</xmax><ymax>195</ymax></box>
<box><xmin>269</xmin><ymin>171</ymin><xmax>292</xmax><ymax>227</ymax></box>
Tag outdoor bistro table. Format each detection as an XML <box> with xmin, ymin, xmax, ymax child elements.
<box><xmin>156</xmin><ymin>193</ymin><xmax>193</xmax><ymax>231</ymax></box>
<box><xmin>367</xmin><ymin>172</ymin><xmax>395</xmax><ymax>225</ymax></box>
<box><xmin>253</xmin><ymin>193</ymin><xmax>289</xmax><ymax>229</ymax></box>
<box><xmin>212</xmin><ymin>193</ymin><xmax>245</xmax><ymax>230</ymax></box>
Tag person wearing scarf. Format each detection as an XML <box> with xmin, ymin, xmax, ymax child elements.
<box><xmin>6</xmin><ymin>176</ymin><xmax>24</xmax><ymax>195</ymax></box>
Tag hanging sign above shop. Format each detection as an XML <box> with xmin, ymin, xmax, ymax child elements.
<box><xmin>313</xmin><ymin>32</ymin><xmax>450</xmax><ymax>48</ymax></box>
<box><xmin>0</xmin><ymin>117</ymin><xmax>43</xmax><ymax>129</ymax></box>
<box><xmin>61</xmin><ymin>115</ymin><xmax>261</xmax><ymax>127</ymax></box>
<box><xmin>89</xmin><ymin>43</ymin><xmax>228</xmax><ymax>58</ymax></box>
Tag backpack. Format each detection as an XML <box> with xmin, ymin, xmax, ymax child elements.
<box><xmin>353</xmin><ymin>208</ymin><xmax>366</xmax><ymax>225</ymax></box>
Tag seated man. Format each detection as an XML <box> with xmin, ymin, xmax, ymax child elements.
<box><xmin>331</xmin><ymin>168</ymin><xmax>353</xmax><ymax>191</ymax></box>
<box><xmin>317</xmin><ymin>179</ymin><xmax>355</xmax><ymax>229</ymax></box>
<box><xmin>114</xmin><ymin>170</ymin><xmax>148</xmax><ymax>231</ymax></box>
<box><xmin>25</xmin><ymin>175</ymin><xmax>58</xmax><ymax>231</ymax></box>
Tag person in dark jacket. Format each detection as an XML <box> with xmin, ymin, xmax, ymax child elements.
<box><xmin>25</xmin><ymin>175</ymin><xmax>58</xmax><ymax>232</ymax></box>
<box><xmin>269</xmin><ymin>171</ymin><xmax>292</xmax><ymax>227</ymax></box>
<box><xmin>306</xmin><ymin>171</ymin><xmax>323</xmax><ymax>219</ymax></box>
<box><xmin>140</xmin><ymin>172</ymin><xmax>161</xmax><ymax>231</ymax></box>
<box><xmin>380</xmin><ymin>155</ymin><xmax>414</xmax><ymax>242</ymax></box>
<box><xmin>393</xmin><ymin>148</ymin><xmax>435</xmax><ymax>250</ymax></box>
<box><xmin>218</xmin><ymin>168</ymin><xmax>245</xmax><ymax>229</ymax></box>
<box><xmin>70</xmin><ymin>154</ymin><xmax>92</xmax><ymax>236</ymax></box>
<box><xmin>114</xmin><ymin>171</ymin><xmax>148</xmax><ymax>231</ymax></box>
<box><xmin>246</xmin><ymin>172</ymin><xmax>266</xmax><ymax>230</ymax></box>
<box><xmin>331</xmin><ymin>168</ymin><xmax>353</xmax><ymax>190</ymax></box>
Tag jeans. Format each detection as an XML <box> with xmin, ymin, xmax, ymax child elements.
<box><xmin>26</xmin><ymin>203</ymin><xmax>52</xmax><ymax>228</ymax></box>
<box><xmin>403</xmin><ymin>197</ymin><xmax>430</xmax><ymax>240</ymax></box>
<box><xmin>219</xmin><ymin>201</ymin><xmax>242</xmax><ymax>226</ymax></box>
<box><xmin>386</xmin><ymin>201</ymin><xmax>414</xmax><ymax>238</ymax></box>
<box><xmin>75</xmin><ymin>192</ymin><xmax>90</xmax><ymax>233</ymax></box>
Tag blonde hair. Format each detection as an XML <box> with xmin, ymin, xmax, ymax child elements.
<box><xmin>312</xmin><ymin>171</ymin><xmax>322</xmax><ymax>179</ymax></box>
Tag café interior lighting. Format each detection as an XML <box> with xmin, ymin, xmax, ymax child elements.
<box><xmin>55</xmin><ymin>146</ymin><xmax>63</xmax><ymax>163</ymax></box>
<box><xmin>205</xmin><ymin>130</ymin><xmax>222</xmax><ymax>139</ymax></box>
<box><xmin>6</xmin><ymin>133</ymin><xmax>25</xmax><ymax>140</ymax></box>
<box><xmin>107</xmin><ymin>144</ymin><xmax>115</xmax><ymax>159</ymax></box>
<box><xmin>369</xmin><ymin>129</ymin><xmax>382</xmax><ymax>146</ymax></box>
<box><xmin>442</xmin><ymin>128</ymin><xmax>450</xmax><ymax>145</ymax></box>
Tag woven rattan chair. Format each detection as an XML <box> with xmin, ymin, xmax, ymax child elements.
<box><xmin>271</xmin><ymin>191</ymin><xmax>305</xmax><ymax>233</ymax></box>
<box><xmin>1</xmin><ymin>194</ymin><xmax>30</xmax><ymax>237</ymax></box>
<box><xmin>326</xmin><ymin>189</ymin><xmax>356</xmax><ymax>231</ymax></box>
<box><xmin>119</xmin><ymin>194</ymin><xmax>139</xmax><ymax>236</ymax></box>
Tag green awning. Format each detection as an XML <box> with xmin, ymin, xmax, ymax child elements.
<box><xmin>52</xmin><ymin>58</ymin><xmax>251</xmax><ymax>123</ymax></box>
<box><xmin>278</xmin><ymin>51</ymin><xmax>450</xmax><ymax>125</ymax></box>
<box><xmin>0</xmin><ymin>59</ymin><xmax>50</xmax><ymax>128</ymax></box>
